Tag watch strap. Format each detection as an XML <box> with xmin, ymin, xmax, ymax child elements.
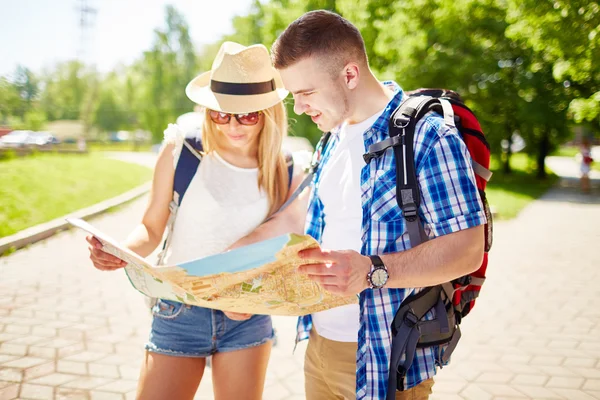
<box><xmin>369</xmin><ymin>255</ymin><xmax>385</xmax><ymax>267</ymax></box>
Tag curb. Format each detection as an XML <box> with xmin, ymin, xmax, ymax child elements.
<box><xmin>0</xmin><ymin>181</ymin><xmax>152</xmax><ymax>255</ymax></box>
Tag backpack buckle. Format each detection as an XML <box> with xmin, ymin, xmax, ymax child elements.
<box><xmin>363</xmin><ymin>151</ymin><xmax>378</xmax><ymax>164</ymax></box>
<box><xmin>393</xmin><ymin>115</ymin><xmax>410</xmax><ymax>128</ymax></box>
<box><xmin>403</xmin><ymin>311</ymin><xmax>419</xmax><ymax>328</ymax></box>
<box><xmin>403</xmin><ymin>203</ymin><xmax>418</xmax><ymax>222</ymax></box>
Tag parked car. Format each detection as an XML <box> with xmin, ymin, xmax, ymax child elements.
<box><xmin>26</xmin><ymin>131</ymin><xmax>60</xmax><ymax>146</ymax></box>
<box><xmin>0</xmin><ymin>130</ymin><xmax>33</xmax><ymax>148</ymax></box>
<box><xmin>109</xmin><ymin>131</ymin><xmax>130</xmax><ymax>142</ymax></box>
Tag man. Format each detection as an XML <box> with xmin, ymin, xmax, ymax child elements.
<box><xmin>270</xmin><ymin>10</ymin><xmax>487</xmax><ymax>400</ymax></box>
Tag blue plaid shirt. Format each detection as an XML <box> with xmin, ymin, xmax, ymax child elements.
<box><xmin>298</xmin><ymin>82</ymin><xmax>486</xmax><ymax>399</ymax></box>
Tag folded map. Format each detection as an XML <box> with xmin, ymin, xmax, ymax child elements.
<box><xmin>67</xmin><ymin>218</ymin><xmax>357</xmax><ymax>316</ymax></box>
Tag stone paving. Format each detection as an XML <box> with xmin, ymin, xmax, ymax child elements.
<box><xmin>0</xmin><ymin>155</ymin><xmax>599</xmax><ymax>399</ymax></box>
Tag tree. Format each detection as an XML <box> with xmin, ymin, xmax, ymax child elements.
<box><xmin>339</xmin><ymin>0</ymin><xmax>571</xmax><ymax>176</ymax></box>
<box><xmin>94</xmin><ymin>88</ymin><xmax>125</xmax><ymax>133</ymax></box>
<box><xmin>0</xmin><ymin>78</ymin><xmax>22</xmax><ymax>124</ymax></box>
<box><xmin>505</xmin><ymin>0</ymin><xmax>600</xmax><ymax>127</ymax></box>
<box><xmin>12</xmin><ymin>66</ymin><xmax>39</xmax><ymax>117</ymax></box>
<box><xmin>39</xmin><ymin>61</ymin><xmax>96</xmax><ymax>122</ymax></box>
<box><xmin>136</xmin><ymin>5</ymin><xmax>199</xmax><ymax>143</ymax></box>
<box><xmin>23</xmin><ymin>109</ymin><xmax>47</xmax><ymax>131</ymax></box>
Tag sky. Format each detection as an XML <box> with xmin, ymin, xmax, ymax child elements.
<box><xmin>0</xmin><ymin>0</ymin><xmax>254</xmax><ymax>78</ymax></box>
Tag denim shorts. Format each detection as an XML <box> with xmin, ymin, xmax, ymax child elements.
<box><xmin>145</xmin><ymin>299</ymin><xmax>274</xmax><ymax>357</ymax></box>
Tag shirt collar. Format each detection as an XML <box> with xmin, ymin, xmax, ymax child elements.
<box><xmin>324</xmin><ymin>81</ymin><xmax>404</xmax><ymax>148</ymax></box>
<box><xmin>362</xmin><ymin>81</ymin><xmax>404</xmax><ymax>144</ymax></box>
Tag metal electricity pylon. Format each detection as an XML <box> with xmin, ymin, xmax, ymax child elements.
<box><xmin>75</xmin><ymin>0</ymin><xmax>97</xmax><ymax>62</ymax></box>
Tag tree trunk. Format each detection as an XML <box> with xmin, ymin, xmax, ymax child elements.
<box><xmin>536</xmin><ymin>129</ymin><xmax>550</xmax><ymax>179</ymax></box>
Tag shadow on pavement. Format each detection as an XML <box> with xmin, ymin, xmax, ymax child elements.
<box><xmin>538</xmin><ymin>177</ymin><xmax>600</xmax><ymax>204</ymax></box>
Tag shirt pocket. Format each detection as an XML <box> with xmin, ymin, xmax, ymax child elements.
<box><xmin>369</xmin><ymin>169</ymin><xmax>403</xmax><ymax>222</ymax></box>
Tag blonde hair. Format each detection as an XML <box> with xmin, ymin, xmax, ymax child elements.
<box><xmin>201</xmin><ymin>102</ymin><xmax>289</xmax><ymax>216</ymax></box>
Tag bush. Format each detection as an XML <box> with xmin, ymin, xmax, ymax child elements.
<box><xmin>0</xmin><ymin>149</ymin><xmax>17</xmax><ymax>161</ymax></box>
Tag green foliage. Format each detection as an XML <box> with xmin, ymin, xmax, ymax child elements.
<box><xmin>0</xmin><ymin>149</ymin><xmax>17</xmax><ymax>161</ymax></box>
<box><xmin>0</xmin><ymin>77</ymin><xmax>26</xmax><ymax>124</ymax></box>
<box><xmin>2</xmin><ymin>1</ymin><xmax>597</xmax><ymax>158</ymax></box>
<box><xmin>339</xmin><ymin>0</ymin><xmax>573</xmax><ymax>176</ymax></box>
<box><xmin>504</xmin><ymin>0</ymin><xmax>600</xmax><ymax>124</ymax></box>
<box><xmin>13</xmin><ymin>66</ymin><xmax>38</xmax><ymax>109</ymax></box>
<box><xmin>94</xmin><ymin>88</ymin><xmax>125</xmax><ymax>133</ymax></box>
<box><xmin>23</xmin><ymin>109</ymin><xmax>47</xmax><ymax>131</ymax></box>
<box><xmin>39</xmin><ymin>61</ymin><xmax>96</xmax><ymax>121</ymax></box>
<box><xmin>136</xmin><ymin>5</ymin><xmax>199</xmax><ymax>143</ymax></box>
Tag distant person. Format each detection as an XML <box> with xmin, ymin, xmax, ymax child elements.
<box><xmin>84</xmin><ymin>42</ymin><xmax>301</xmax><ymax>400</ymax></box>
<box><xmin>580</xmin><ymin>137</ymin><xmax>594</xmax><ymax>193</ymax></box>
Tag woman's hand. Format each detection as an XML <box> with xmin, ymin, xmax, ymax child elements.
<box><xmin>86</xmin><ymin>235</ymin><xmax>127</xmax><ymax>271</ymax></box>
<box><xmin>224</xmin><ymin>311</ymin><xmax>253</xmax><ymax>321</ymax></box>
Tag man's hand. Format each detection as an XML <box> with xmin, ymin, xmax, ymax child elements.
<box><xmin>224</xmin><ymin>312</ymin><xmax>252</xmax><ymax>321</ymax></box>
<box><xmin>297</xmin><ymin>248</ymin><xmax>371</xmax><ymax>296</ymax></box>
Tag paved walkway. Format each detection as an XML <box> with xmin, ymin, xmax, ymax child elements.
<box><xmin>0</xmin><ymin>155</ymin><xmax>599</xmax><ymax>399</ymax></box>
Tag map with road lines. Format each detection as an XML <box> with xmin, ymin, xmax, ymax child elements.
<box><xmin>67</xmin><ymin>218</ymin><xmax>357</xmax><ymax>316</ymax></box>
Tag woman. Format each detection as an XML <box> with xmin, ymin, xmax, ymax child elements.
<box><xmin>85</xmin><ymin>42</ymin><xmax>297</xmax><ymax>400</ymax></box>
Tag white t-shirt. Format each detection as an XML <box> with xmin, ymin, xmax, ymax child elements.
<box><xmin>312</xmin><ymin>109</ymin><xmax>385</xmax><ymax>342</ymax></box>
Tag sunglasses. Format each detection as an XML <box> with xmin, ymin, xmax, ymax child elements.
<box><xmin>209</xmin><ymin>110</ymin><xmax>263</xmax><ymax>126</ymax></box>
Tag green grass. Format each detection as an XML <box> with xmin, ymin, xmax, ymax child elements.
<box><xmin>88</xmin><ymin>142</ymin><xmax>153</xmax><ymax>152</ymax></box>
<box><xmin>486</xmin><ymin>153</ymin><xmax>558</xmax><ymax>220</ymax></box>
<box><xmin>0</xmin><ymin>153</ymin><xmax>152</xmax><ymax>237</ymax></box>
<box><xmin>551</xmin><ymin>146</ymin><xmax>579</xmax><ymax>158</ymax></box>
<box><xmin>46</xmin><ymin>142</ymin><xmax>153</xmax><ymax>153</ymax></box>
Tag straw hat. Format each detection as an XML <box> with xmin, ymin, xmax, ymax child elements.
<box><xmin>186</xmin><ymin>42</ymin><xmax>289</xmax><ymax>114</ymax></box>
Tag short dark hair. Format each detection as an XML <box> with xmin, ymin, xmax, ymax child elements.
<box><xmin>271</xmin><ymin>10</ymin><xmax>368</xmax><ymax>75</ymax></box>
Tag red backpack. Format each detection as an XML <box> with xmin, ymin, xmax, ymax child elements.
<box><xmin>364</xmin><ymin>88</ymin><xmax>493</xmax><ymax>397</ymax></box>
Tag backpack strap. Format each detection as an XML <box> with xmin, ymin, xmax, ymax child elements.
<box><xmin>364</xmin><ymin>95</ymin><xmax>468</xmax><ymax>397</ymax></box>
<box><xmin>285</xmin><ymin>151</ymin><xmax>294</xmax><ymax>190</ymax></box>
<box><xmin>268</xmin><ymin>132</ymin><xmax>332</xmax><ymax>220</ymax></box>
<box><xmin>386</xmin><ymin>284</ymin><xmax>462</xmax><ymax>398</ymax></box>
<box><xmin>157</xmin><ymin>138</ymin><xmax>203</xmax><ymax>265</ymax></box>
<box><xmin>391</xmin><ymin>96</ymin><xmax>431</xmax><ymax>248</ymax></box>
<box><xmin>160</xmin><ymin>135</ymin><xmax>300</xmax><ymax>255</ymax></box>
<box><xmin>386</xmin><ymin>286</ymin><xmax>444</xmax><ymax>396</ymax></box>
<box><xmin>365</xmin><ymin>95</ymin><xmax>441</xmax><ymax>248</ymax></box>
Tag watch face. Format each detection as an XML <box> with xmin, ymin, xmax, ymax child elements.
<box><xmin>371</xmin><ymin>268</ymin><xmax>388</xmax><ymax>287</ymax></box>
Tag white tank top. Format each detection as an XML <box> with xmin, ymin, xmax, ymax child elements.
<box><xmin>162</xmin><ymin>127</ymin><xmax>269</xmax><ymax>266</ymax></box>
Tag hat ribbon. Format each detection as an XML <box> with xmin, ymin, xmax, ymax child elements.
<box><xmin>210</xmin><ymin>79</ymin><xmax>276</xmax><ymax>96</ymax></box>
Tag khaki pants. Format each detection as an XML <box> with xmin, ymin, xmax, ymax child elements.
<box><xmin>304</xmin><ymin>328</ymin><xmax>357</xmax><ymax>400</ymax></box>
<box><xmin>304</xmin><ymin>329</ymin><xmax>434</xmax><ymax>400</ymax></box>
<box><xmin>394</xmin><ymin>378</ymin><xmax>434</xmax><ymax>400</ymax></box>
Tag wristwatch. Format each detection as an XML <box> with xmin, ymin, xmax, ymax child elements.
<box><xmin>367</xmin><ymin>255</ymin><xmax>389</xmax><ymax>289</ymax></box>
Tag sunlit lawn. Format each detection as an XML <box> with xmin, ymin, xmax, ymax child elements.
<box><xmin>88</xmin><ymin>142</ymin><xmax>153</xmax><ymax>152</ymax></box>
<box><xmin>486</xmin><ymin>153</ymin><xmax>558</xmax><ymax>220</ymax></box>
<box><xmin>56</xmin><ymin>142</ymin><xmax>154</xmax><ymax>152</ymax></box>
<box><xmin>0</xmin><ymin>153</ymin><xmax>152</xmax><ymax>237</ymax></box>
<box><xmin>551</xmin><ymin>145</ymin><xmax>579</xmax><ymax>158</ymax></box>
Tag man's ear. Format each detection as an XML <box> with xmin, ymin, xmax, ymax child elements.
<box><xmin>342</xmin><ymin>63</ymin><xmax>360</xmax><ymax>90</ymax></box>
